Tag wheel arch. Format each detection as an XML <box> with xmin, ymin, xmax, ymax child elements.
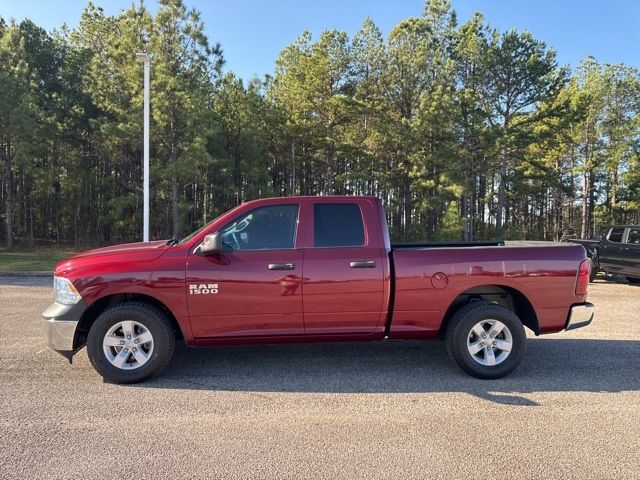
<box><xmin>439</xmin><ymin>284</ymin><xmax>539</xmax><ymax>337</ymax></box>
<box><xmin>73</xmin><ymin>293</ymin><xmax>184</xmax><ymax>350</ymax></box>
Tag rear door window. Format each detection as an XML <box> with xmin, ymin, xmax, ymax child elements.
<box><xmin>314</xmin><ymin>203</ymin><xmax>365</xmax><ymax>247</ymax></box>
<box><xmin>608</xmin><ymin>227</ymin><xmax>625</xmax><ymax>243</ymax></box>
<box><xmin>626</xmin><ymin>228</ymin><xmax>640</xmax><ymax>245</ymax></box>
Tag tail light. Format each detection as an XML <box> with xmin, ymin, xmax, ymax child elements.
<box><xmin>575</xmin><ymin>259</ymin><xmax>590</xmax><ymax>296</ymax></box>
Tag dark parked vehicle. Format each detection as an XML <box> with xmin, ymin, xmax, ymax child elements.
<box><xmin>571</xmin><ymin>225</ymin><xmax>640</xmax><ymax>284</ymax></box>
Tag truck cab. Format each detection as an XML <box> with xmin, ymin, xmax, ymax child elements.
<box><xmin>185</xmin><ymin>196</ymin><xmax>390</xmax><ymax>339</ymax></box>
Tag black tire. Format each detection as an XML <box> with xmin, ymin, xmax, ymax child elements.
<box><xmin>588</xmin><ymin>259</ymin><xmax>597</xmax><ymax>282</ymax></box>
<box><xmin>87</xmin><ymin>302</ymin><xmax>175</xmax><ymax>384</ymax></box>
<box><xmin>445</xmin><ymin>302</ymin><xmax>526</xmax><ymax>379</ymax></box>
<box><xmin>627</xmin><ymin>277</ymin><xmax>640</xmax><ymax>285</ymax></box>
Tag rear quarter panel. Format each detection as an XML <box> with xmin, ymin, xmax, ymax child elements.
<box><xmin>390</xmin><ymin>243</ymin><xmax>587</xmax><ymax>338</ymax></box>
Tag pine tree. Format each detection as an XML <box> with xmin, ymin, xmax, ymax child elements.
<box><xmin>0</xmin><ymin>24</ymin><xmax>37</xmax><ymax>249</ymax></box>
<box><xmin>484</xmin><ymin>29</ymin><xmax>568</xmax><ymax>238</ymax></box>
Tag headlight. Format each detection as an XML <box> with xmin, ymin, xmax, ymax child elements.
<box><xmin>54</xmin><ymin>276</ymin><xmax>82</xmax><ymax>305</ymax></box>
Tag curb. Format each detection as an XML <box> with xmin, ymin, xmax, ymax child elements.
<box><xmin>0</xmin><ymin>271</ymin><xmax>52</xmax><ymax>277</ymax></box>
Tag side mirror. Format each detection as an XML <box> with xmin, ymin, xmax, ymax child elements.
<box><xmin>198</xmin><ymin>233</ymin><xmax>222</xmax><ymax>254</ymax></box>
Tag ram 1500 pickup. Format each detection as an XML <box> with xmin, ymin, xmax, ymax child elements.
<box><xmin>43</xmin><ymin>196</ymin><xmax>594</xmax><ymax>383</ymax></box>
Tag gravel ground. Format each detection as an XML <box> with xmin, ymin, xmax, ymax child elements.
<box><xmin>1</xmin><ymin>277</ymin><xmax>639</xmax><ymax>479</ymax></box>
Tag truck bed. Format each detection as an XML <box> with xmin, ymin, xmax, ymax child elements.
<box><xmin>569</xmin><ymin>238</ymin><xmax>600</xmax><ymax>246</ymax></box>
<box><xmin>391</xmin><ymin>240</ymin><xmax>582</xmax><ymax>250</ymax></box>
<box><xmin>391</xmin><ymin>241</ymin><xmax>504</xmax><ymax>249</ymax></box>
<box><xmin>388</xmin><ymin>241</ymin><xmax>588</xmax><ymax>337</ymax></box>
<box><xmin>568</xmin><ymin>238</ymin><xmax>600</xmax><ymax>257</ymax></box>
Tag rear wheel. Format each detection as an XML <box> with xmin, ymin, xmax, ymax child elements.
<box><xmin>87</xmin><ymin>302</ymin><xmax>175</xmax><ymax>384</ymax></box>
<box><xmin>627</xmin><ymin>277</ymin><xmax>640</xmax><ymax>285</ymax></box>
<box><xmin>446</xmin><ymin>302</ymin><xmax>526</xmax><ymax>379</ymax></box>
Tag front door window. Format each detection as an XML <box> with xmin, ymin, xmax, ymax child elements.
<box><xmin>219</xmin><ymin>204</ymin><xmax>299</xmax><ymax>251</ymax></box>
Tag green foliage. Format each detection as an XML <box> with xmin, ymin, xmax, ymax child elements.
<box><xmin>437</xmin><ymin>201</ymin><xmax>464</xmax><ymax>240</ymax></box>
<box><xmin>0</xmin><ymin>249</ymin><xmax>74</xmax><ymax>271</ymax></box>
<box><xmin>1</xmin><ymin>0</ymin><xmax>639</xmax><ymax>248</ymax></box>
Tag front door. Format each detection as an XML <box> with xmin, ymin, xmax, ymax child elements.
<box><xmin>302</xmin><ymin>201</ymin><xmax>385</xmax><ymax>334</ymax></box>
<box><xmin>599</xmin><ymin>227</ymin><xmax>625</xmax><ymax>272</ymax></box>
<box><xmin>186</xmin><ymin>203</ymin><xmax>304</xmax><ymax>338</ymax></box>
<box><xmin>622</xmin><ymin>227</ymin><xmax>640</xmax><ymax>276</ymax></box>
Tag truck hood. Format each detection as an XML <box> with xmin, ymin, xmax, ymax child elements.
<box><xmin>54</xmin><ymin>240</ymin><xmax>171</xmax><ymax>276</ymax></box>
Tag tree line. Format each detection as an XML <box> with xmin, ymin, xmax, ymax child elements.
<box><xmin>1</xmin><ymin>0</ymin><xmax>639</xmax><ymax>249</ymax></box>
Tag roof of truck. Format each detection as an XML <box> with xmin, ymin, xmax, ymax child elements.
<box><xmin>240</xmin><ymin>195</ymin><xmax>380</xmax><ymax>205</ymax></box>
<box><xmin>257</xmin><ymin>195</ymin><xmax>378</xmax><ymax>200</ymax></box>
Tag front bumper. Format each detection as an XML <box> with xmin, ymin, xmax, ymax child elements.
<box><xmin>43</xmin><ymin>317</ymin><xmax>78</xmax><ymax>350</ymax></box>
<box><xmin>41</xmin><ymin>301</ymin><xmax>87</xmax><ymax>351</ymax></box>
<box><xmin>565</xmin><ymin>302</ymin><xmax>595</xmax><ymax>330</ymax></box>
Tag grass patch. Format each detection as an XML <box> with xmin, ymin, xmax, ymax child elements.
<box><xmin>0</xmin><ymin>247</ymin><xmax>78</xmax><ymax>272</ymax></box>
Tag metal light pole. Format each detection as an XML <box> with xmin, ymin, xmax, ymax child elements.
<box><xmin>136</xmin><ymin>52</ymin><xmax>150</xmax><ymax>242</ymax></box>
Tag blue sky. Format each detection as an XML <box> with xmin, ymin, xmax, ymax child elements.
<box><xmin>1</xmin><ymin>0</ymin><xmax>638</xmax><ymax>81</ymax></box>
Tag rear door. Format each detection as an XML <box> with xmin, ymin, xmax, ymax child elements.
<box><xmin>621</xmin><ymin>227</ymin><xmax>640</xmax><ymax>277</ymax></box>
<box><xmin>598</xmin><ymin>227</ymin><xmax>625</xmax><ymax>272</ymax></box>
<box><xmin>301</xmin><ymin>199</ymin><xmax>386</xmax><ymax>334</ymax></box>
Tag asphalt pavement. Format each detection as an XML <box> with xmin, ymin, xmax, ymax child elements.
<box><xmin>1</xmin><ymin>277</ymin><xmax>639</xmax><ymax>479</ymax></box>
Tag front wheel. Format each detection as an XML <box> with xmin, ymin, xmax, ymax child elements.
<box><xmin>87</xmin><ymin>302</ymin><xmax>175</xmax><ymax>384</ymax></box>
<box><xmin>445</xmin><ymin>302</ymin><xmax>526</xmax><ymax>379</ymax></box>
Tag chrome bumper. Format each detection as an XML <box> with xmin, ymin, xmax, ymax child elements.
<box><xmin>41</xmin><ymin>301</ymin><xmax>86</xmax><ymax>352</ymax></box>
<box><xmin>42</xmin><ymin>317</ymin><xmax>78</xmax><ymax>350</ymax></box>
<box><xmin>566</xmin><ymin>302</ymin><xmax>595</xmax><ymax>330</ymax></box>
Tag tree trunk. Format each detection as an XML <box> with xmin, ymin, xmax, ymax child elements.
<box><xmin>202</xmin><ymin>179</ymin><xmax>208</xmax><ymax>224</ymax></box>
<box><xmin>4</xmin><ymin>155</ymin><xmax>13</xmax><ymax>249</ymax></box>
<box><xmin>495</xmin><ymin>147</ymin><xmax>507</xmax><ymax>240</ymax></box>
<box><xmin>326</xmin><ymin>124</ymin><xmax>335</xmax><ymax>194</ymax></box>
<box><xmin>403</xmin><ymin>170</ymin><xmax>412</xmax><ymax>240</ymax></box>
<box><xmin>28</xmin><ymin>193</ymin><xmax>34</xmax><ymax>248</ymax></box>
<box><xmin>554</xmin><ymin>185</ymin><xmax>563</xmax><ymax>241</ymax></box>
<box><xmin>4</xmin><ymin>135</ymin><xmax>14</xmax><ymax>249</ymax></box>
<box><xmin>170</xmin><ymin>118</ymin><xmax>180</xmax><ymax>240</ymax></box>
<box><xmin>290</xmin><ymin>139</ymin><xmax>296</xmax><ymax>195</ymax></box>
<box><xmin>581</xmin><ymin>170</ymin><xmax>589</xmax><ymax>239</ymax></box>
<box><xmin>589</xmin><ymin>174</ymin><xmax>596</xmax><ymax>237</ymax></box>
<box><xmin>74</xmin><ymin>204</ymin><xmax>79</xmax><ymax>247</ymax></box>
<box><xmin>171</xmin><ymin>174</ymin><xmax>179</xmax><ymax>240</ymax></box>
<box><xmin>610</xmin><ymin>167</ymin><xmax>618</xmax><ymax>223</ymax></box>
<box><xmin>463</xmin><ymin>194</ymin><xmax>472</xmax><ymax>241</ymax></box>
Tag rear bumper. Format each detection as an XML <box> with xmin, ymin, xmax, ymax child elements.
<box><xmin>565</xmin><ymin>302</ymin><xmax>595</xmax><ymax>331</ymax></box>
<box><xmin>41</xmin><ymin>301</ymin><xmax>86</xmax><ymax>351</ymax></box>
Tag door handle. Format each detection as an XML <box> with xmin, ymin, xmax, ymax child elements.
<box><xmin>350</xmin><ymin>260</ymin><xmax>376</xmax><ymax>268</ymax></box>
<box><xmin>268</xmin><ymin>263</ymin><xmax>295</xmax><ymax>270</ymax></box>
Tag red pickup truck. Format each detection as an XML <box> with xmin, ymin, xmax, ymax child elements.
<box><xmin>43</xmin><ymin>196</ymin><xmax>594</xmax><ymax>383</ymax></box>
